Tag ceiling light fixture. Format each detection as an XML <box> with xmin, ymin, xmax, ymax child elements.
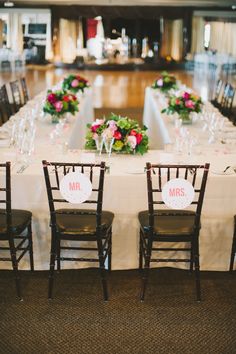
<box><xmin>4</xmin><ymin>1</ymin><xmax>14</xmax><ymax>7</ymax></box>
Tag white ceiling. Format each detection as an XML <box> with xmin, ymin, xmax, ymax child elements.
<box><xmin>5</xmin><ymin>0</ymin><xmax>236</xmax><ymax>7</ymax></box>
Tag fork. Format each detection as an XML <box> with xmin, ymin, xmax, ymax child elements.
<box><xmin>17</xmin><ymin>164</ymin><xmax>29</xmax><ymax>174</ymax></box>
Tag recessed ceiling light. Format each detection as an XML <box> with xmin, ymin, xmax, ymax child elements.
<box><xmin>4</xmin><ymin>1</ymin><xmax>14</xmax><ymax>7</ymax></box>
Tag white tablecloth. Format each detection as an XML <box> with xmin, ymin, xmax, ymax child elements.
<box><xmin>0</xmin><ymin>87</ymin><xmax>236</xmax><ymax>272</ymax></box>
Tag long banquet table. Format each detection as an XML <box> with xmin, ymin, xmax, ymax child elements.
<box><xmin>0</xmin><ymin>86</ymin><xmax>236</xmax><ymax>272</ymax></box>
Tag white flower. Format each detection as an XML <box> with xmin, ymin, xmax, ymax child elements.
<box><xmin>127</xmin><ymin>135</ymin><xmax>137</xmax><ymax>149</ymax></box>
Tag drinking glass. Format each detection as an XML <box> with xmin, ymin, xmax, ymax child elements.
<box><xmin>94</xmin><ymin>135</ymin><xmax>104</xmax><ymax>155</ymax></box>
<box><xmin>103</xmin><ymin>137</ymin><xmax>114</xmax><ymax>158</ymax></box>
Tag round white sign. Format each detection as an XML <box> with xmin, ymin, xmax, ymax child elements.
<box><xmin>162</xmin><ymin>178</ymin><xmax>195</xmax><ymax>210</ymax></box>
<box><xmin>59</xmin><ymin>172</ymin><xmax>92</xmax><ymax>204</ymax></box>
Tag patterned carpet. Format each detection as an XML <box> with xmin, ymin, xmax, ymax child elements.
<box><xmin>0</xmin><ymin>268</ymin><xmax>236</xmax><ymax>354</ymax></box>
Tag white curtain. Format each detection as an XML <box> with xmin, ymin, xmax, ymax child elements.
<box><xmin>171</xmin><ymin>19</ymin><xmax>183</xmax><ymax>61</ymax></box>
<box><xmin>161</xmin><ymin>19</ymin><xmax>183</xmax><ymax>61</ymax></box>
<box><xmin>7</xmin><ymin>13</ymin><xmax>23</xmax><ymax>54</ymax></box>
<box><xmin>210</xmin><ymin>21</ymin><xmax>236</xmax><ymax>57</ymax></box>
<box><xmin>59</xmin><ymin>18</ymin><xmax>77</xmax><ymax>63</ymax></box>
<box><xmin>77</xmin><ymin>19</ymin><xmax>84</xmax><ymax>52</ymax></box>
<box><xmin>0</xmin><ymin>19</ymin><xmax>3</xmax><ymax>47</ymax></box>
<box><xmin>45</xmin><ymin>18</ymin><xmax>53</xmax><ymax>61</ymax></box>
<box><xmin>191</xmin><ymin>16</ymin><xmax>205</xmax><ymax>54</ymax></box>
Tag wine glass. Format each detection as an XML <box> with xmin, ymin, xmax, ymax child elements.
<box><xmin>103</xmin><ymin>136</ymin><xmax>114</xmax><ymax>158</ymax></box>
<box><xmin>94</xmin><ymin>135</ymin><xmax>104</xmax><ymax>155</ymax></box>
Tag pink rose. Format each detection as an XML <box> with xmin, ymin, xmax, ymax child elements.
<box><xmin>91</xmin><ymin>124</ymin><xmax>100</xmax><ymax>133</ymax></box>
<box><xmin>185</xmin><ymin>100</ymin><xmax>195</xmax><ymax>109</ymax></box>
<box><xmin>127</xmin><ymin>135</ymin><xmax>137</xmax><ymax>149</ymax></box>
<box><xmin>71</xmin><ymin>79</ymin><xmax>79</xmax><ymax>88</ymax></box>
<box><xmin>108</xmin><ymin>120</ymin><xmax>117</xmax><ymax>133</ymax></box>
<box><xmin>47</xmin><ymin>93</ymin><xmax>57</xmax><ymax>104</ymax></box>
<box><xmin>54</xmin><ymin>101</ymin><xmax>63</xmax><ymax>112</ymax></box>
<box><xmin>182</xmin><ymin>92</ymin><xmax>190</xmax><ymax>100</ymax></box>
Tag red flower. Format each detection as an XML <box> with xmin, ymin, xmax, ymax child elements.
<box><xmin>175</xmin><ymin>98</ymin><xmax>181</xmax><ymax>105</ymax></box>
<box><xmin>130</xmin><ymin>129</ymin><xmax>137</xmax><ymax>136</ymax></box>
<box><xmin>77</xmin><ymin>75</ymin><xmax>87</xmax><ymax>83</ymax></box>
<box><xmin>47</xmin><ymin>93</ymin><xmax>57</xmax><ymax>104</ymax></box>
<box><xmin>113</xmin><ymin>131</ymin><xmax>122</xmax><ymax>140</ymax></box>
<box><xmin>182</xmin><ymin>92</ymin><xmax>190</xmax><ymax>100</ymax></box>
<box><xmin>136</xmin><ymin>133</ymin><xmax>143</xmax><ymax>144</ymax></box>
<box><xmin>91</xmin><ymin>124</ymin><xmax>100</xmax><ymax>133</ymax></box>
<box><xmin>63</xmin><ymin>95</ymin><xmax>70</xmax><ymax>102</ymax></box>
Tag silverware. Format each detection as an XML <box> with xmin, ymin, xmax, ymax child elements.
<box><xmin>223</xmin><ymin>166</ymin><xmax>230</xmax><ymax>173</ymax></box>
<box><xmin>16</xmin><ymin>164</ymin><xmax>29</xmax><ymax>174</ymax></box>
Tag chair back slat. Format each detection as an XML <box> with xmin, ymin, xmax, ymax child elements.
<box><xmin>20</xmin><ymin>78</ymin><xmax>29</xmax><ymax>104</ymax></box>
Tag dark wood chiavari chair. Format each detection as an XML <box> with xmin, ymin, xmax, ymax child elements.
<box><xmin>138</xmin><ymin>163</ymin><xmax>210</xmax><ymax>302</ymax></box>
<box><xmin>0</xmin><ymin>85</ymin><xmax>13</xmax><ymax>125</ymax></box>
<box><xmin>0</xmin><ymin>162</ymin><xmax>34</xmax><ymax>300</ymax></box>
<box><xmin>20</xmin><ymin>77</ymin><xmax>29</xmax><ymax>105</ymax></box>
<box><xmin>211</xmin><ymin>79</ymin><xmax>224</xmax><ymax>109</ymax></box>
<box><xmin>42</xmin><ymin>160</ymin><xmax>114</xmax><ymax>300</ymax></box>
<box><xmin>9</xmin><ymin>80</ymin><xmax>24</xmax><ymax>113</ymax></box>
<box><xmin>220</xmin><ymin>83</ymin><xmax>235</xmax><ymax>119</ymax></box>
<box><xmin>229</xmin><ymin>215</ymin><xmax>236</xmax><ymax>271</ymax></box>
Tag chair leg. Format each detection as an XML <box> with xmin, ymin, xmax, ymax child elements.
<box><xmin>194</xmin><ymin>240</ymin><xmax>201</xmax><ymax>302</ymax></box>
<box><xmin>108</xmin><ymin>231</ymin><xmax>112</xmax><ymax>272</ymax></box>
<box><xmin>28</xmin><ymin>223</ymin><xmax>34</xmax><ymax>271</ymax></box>
<box><xmin>139</xmin><ymin>230</ymin><xmax>143</xmax><ymax>271</ymax></box>
<box><xmin>9</xmin><ymin>240</ymin><xmax>22</xmax><ymax>300</ymax></box>
<box><xmin>56</xmin><ymin>238</ymin><xmax>61</xmax><ymax>272</ymax></box>
<box><xmin>99</xmin><ymin>260</ymin><xmax>108</xmax><ymax>301</ymax></box>
<box><xmin>48</xmin><ymin>232</ymin><xmax>57</xmax><ymax>299</ymax></box>
<box><xmin>140</xmin><ymin>250</ymin><xmax>152</xmax><ymax>302</ymax></box>
<box><xmin>190</xmin><ymin>246</ymin><xmax>194</xmax><ymax>273</ymax></box>
<box><xmin>229</xmin><ymin>225</ymin><xmax>236</xmax><ymax>272</ymax></box>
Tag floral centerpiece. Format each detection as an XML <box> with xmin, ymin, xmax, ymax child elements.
<box><xmin>43</xmin><ymin>90</ymin><xmax>79</xmax><ymax>123</ymax></box>
<box><xmin>85</xmin><ymin>113</ymin><xmax>149</xmax><ymax>155</ymax></box>
<box><xmin>161</xmin><ymin>91</ymin><xmax>203</xmax><ymax>123</ymax></box>
<box><xmin>152</xmin><ymin>71</ymin><xmax>177</xmax><ymax>93</ymax></box>
<box><xmin>62</xmin><ymin>74</ymin><xmax>89</xmax><ymax>94</ymax></box>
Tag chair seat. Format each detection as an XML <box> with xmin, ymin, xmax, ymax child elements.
<box><xmin>55</xmin><ymin>209</ymin><xmax>114</xmax><ymax>236</ymax></box>
<box><xmin>0</xmin><ymin>209</ymin><xmax>32</xmax><ymax>237</ymax></box>
<box><xmin>138</xmin><ymin>210</ymin><xmax>197</xmax><ymax>237</ymax></box>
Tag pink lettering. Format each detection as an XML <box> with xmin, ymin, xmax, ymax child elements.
<box><xmin>69</xmin><ymin>182</ymin><xmax>81</xmax><ymax>191</ymax></box>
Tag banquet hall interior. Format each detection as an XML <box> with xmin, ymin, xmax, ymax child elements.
<box><xmin>0</xmin><ymin>0</ymin><xmax>236</xmax><ymax>353</ymax></box>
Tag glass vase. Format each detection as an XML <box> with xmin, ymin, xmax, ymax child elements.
<box><xmin>51</xmin><ymin>115</ymin><xmax>60</xmax><ymax>124</ymax></box>
<box><xmin>179</xmin><ymin>111</ymin><xmax>192</xmax><ymax>125</ymax></box>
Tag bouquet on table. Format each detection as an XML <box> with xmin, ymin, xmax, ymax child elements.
<box><xmin>85</xmin><ymin>113</ymin><xmax>149</xmax><ymax>155</ymax></box>
<box><xmin>161</xmin><ymin>91</ymin><xmax>203</xmax><ymax>123</ymax></box>
<box><xmin>62</xmin><ymin>74</ymin><xmax>89</xmax><ymax>94</ymax></box>
<box><xmin>43</xmin><ymin>90</ymin><xmax>79</xmax><ymax>122</ymax></box>
<box><xmin>152</xmin><ymin>71</ymin><xmax>178</xmax><ymax>93</ymax></box>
